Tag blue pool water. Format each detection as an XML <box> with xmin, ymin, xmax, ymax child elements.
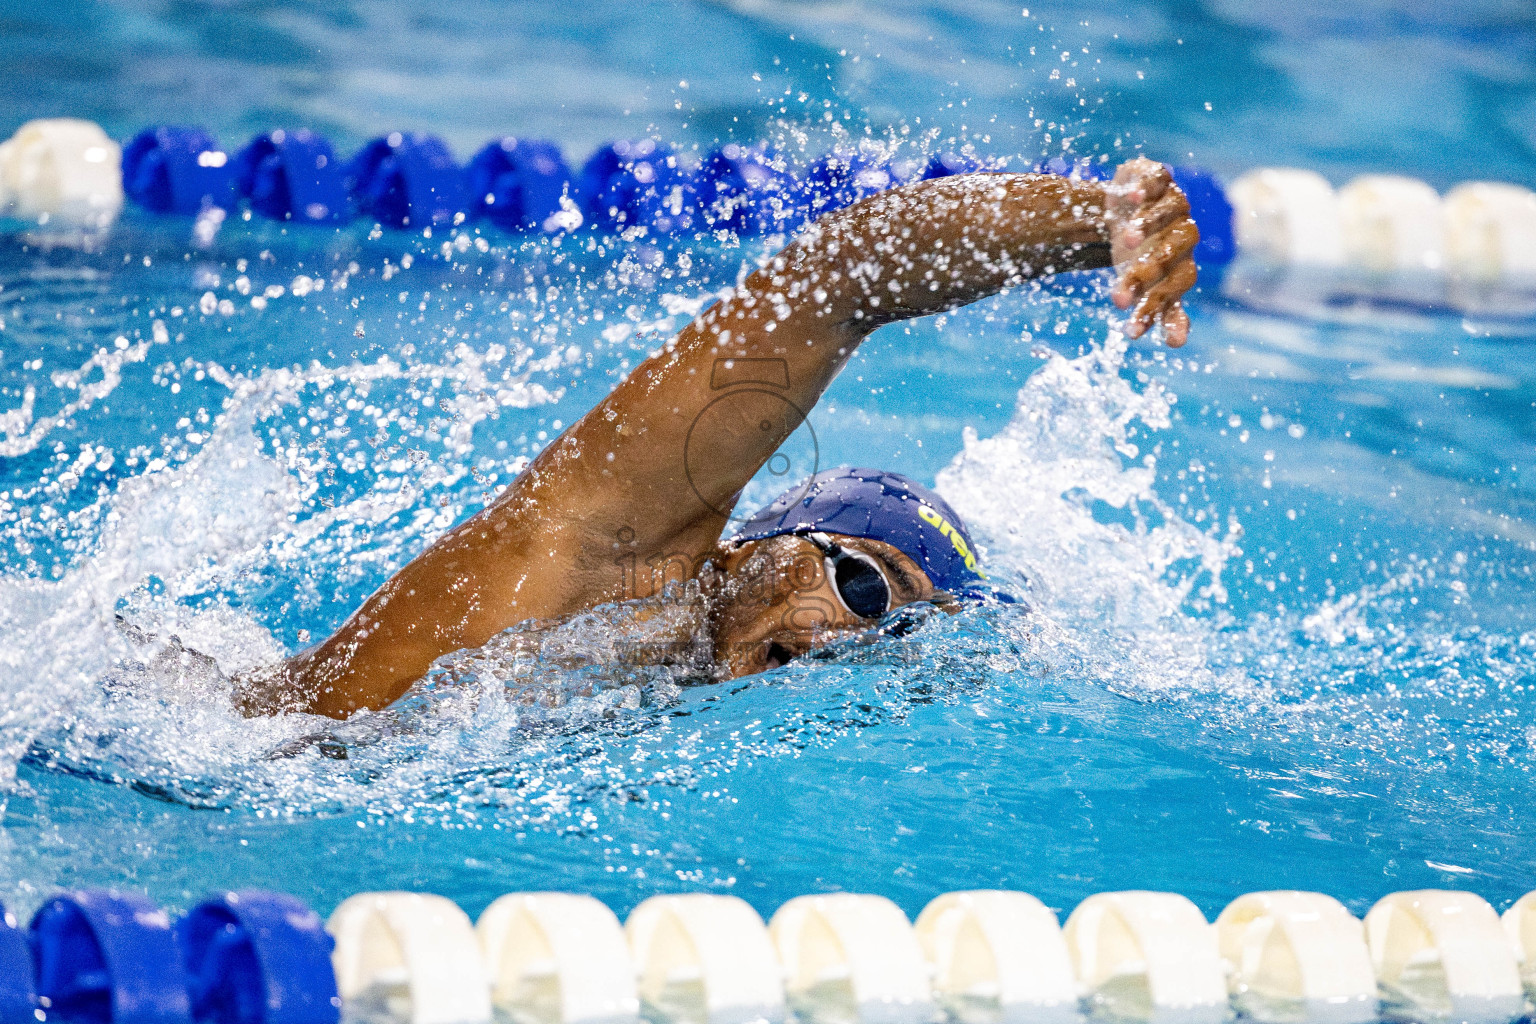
<box><xmin>2</xmin><ymin>0</ymin><xmax>1535</xmax><ymax>925</ymax></box>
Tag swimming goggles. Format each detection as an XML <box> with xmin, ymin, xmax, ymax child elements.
<box><xmin>799</xmin><ymin>531</ymin><xmax>892</xmax><ymax>620</ymax></box>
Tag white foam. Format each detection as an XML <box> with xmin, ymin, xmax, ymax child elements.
<box><xmin>938</xmin><ymin>328</ymin><xmax>1237</xmax><ymax>634</ymax></box>
<box><xmin>0</xmin><ymin>346</ymin><xmax>568</xmax><ymax>800</ymax></box>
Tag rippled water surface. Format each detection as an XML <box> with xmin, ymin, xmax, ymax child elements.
<box><xmin>1</xmin><ymin>0</ymin><xmax>1534</xmax><ymax>922</ymax></box>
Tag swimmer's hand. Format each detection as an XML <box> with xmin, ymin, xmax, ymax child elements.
<box><xmin>1105</xmin><ymin>158</ymin><xmax>1199</xmax><ymax>346</ymax></box>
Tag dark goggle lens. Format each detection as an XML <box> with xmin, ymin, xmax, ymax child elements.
<box><xmin>833</xmin><ymin>555</ymin><xmax>890</xmax><ymax>619</ymax></box>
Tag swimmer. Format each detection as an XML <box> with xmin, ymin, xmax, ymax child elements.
<box><xmin>239</xmin><ymin>157</ymin><xmax>1198</xmax><ymax>718</ymax></box>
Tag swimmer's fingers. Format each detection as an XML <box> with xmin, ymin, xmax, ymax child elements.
<box><xmin>1158</xmin><ymin>302</ymin><xmax>1192</xmax><ymax>348</ymax></box>
<box><xmin>1113</xmin><ymin>188</ymin><xmax>1191</xmax><ymax>256</ymax></box>
<box><xmin>1087</xmin><ymin>158</ymin><xmax>1200</xmax><ymax>346</ymax></box>
<box><xmin>1125</xmin><ymin>249</ymin><xmax>1196</xmax><ymax>339</ymax></box>
<box><xmin>1128</xmin><ymin>258</ymin><xmax>1197</xmax><ymax>345</ymax></box>
<box><xmin>1111</xmin><ymin>218</ymin><xmax>1198</xmax><ymax>310</ymax></box>
<box><xmin>1106</xmin><ymin>158</ymin><xmax>1173</xmax><ymax>221</ymax></box>
<box><xmin>1109</xmin><ymin>157</ymin><xmax>1172</xmax><ymax>197</ymax></box>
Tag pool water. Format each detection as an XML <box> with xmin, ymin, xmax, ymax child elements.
<box><xmin>2</xmin><ymin>0</ymin><xmax>1535</xmax><ymax>925</ymax></box>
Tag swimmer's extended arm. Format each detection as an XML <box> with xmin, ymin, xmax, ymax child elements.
<box><xmin>245</xmin><ymin>158</ymin><xmax>1197</xmax><ymax>718</ymax></box>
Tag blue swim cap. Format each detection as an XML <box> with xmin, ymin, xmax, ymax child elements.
<box><xmin>732</xmin><ymin>467</ymin><xmax>985</xmax><ymax>593</ymax></box>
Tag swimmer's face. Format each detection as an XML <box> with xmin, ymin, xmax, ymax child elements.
<box><xmin>709</xmin><ymin>533</ymin><xmax>938</xmax><ymax>678</ymax></box>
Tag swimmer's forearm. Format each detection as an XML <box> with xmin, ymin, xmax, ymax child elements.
<box><xmin>789</xmin><ymin>173</ymin><xmax>1111</xmax><ymax>329</ymax></box>
<box><xmin>239</xmin><ymin>578</ymin><xmax>463</xmax><ymax>719</ymax></box>
<box><xmin>246</xmin><ymin>497</ymin><xmax>571</xmax><ymax>718</ymax></box>
<box><xmin>787</xmin><ymin>163</ymin><xmax>1196</xmax><ymax>341</ymax></box>
<box><xmin>696</xmin><ymin>175</ymin><xmax>1109</xmax><ymax>363</ymax></box>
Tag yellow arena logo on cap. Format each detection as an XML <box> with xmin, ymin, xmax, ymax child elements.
<box><xmin>916</xmin><ymin>503</ymin><xmax>982</xmax><ymax>575</ymax></box>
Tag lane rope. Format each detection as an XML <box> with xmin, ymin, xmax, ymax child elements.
<box><xmin>3</xmin><ymin>885</ymin><xmax>1534</xmax><ymax>1024</ymax></box>
<box><xmin>1</xmin><ymin>118</ymin><xmax>1532</xmax><ymax>319</ymax></box>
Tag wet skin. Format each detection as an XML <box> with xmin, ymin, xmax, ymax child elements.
<box><xmin>706</xmin><ymin>534</ymin><xmax>938</xmax><ymax>678</ymax></box>
<box><xmin>239</xmin><ymin>159</ymin><xmax>1199</xmax><ymax>718</ymax></box>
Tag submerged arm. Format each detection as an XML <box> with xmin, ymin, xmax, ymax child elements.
<box><xmin>246</xmin><ymin>159</ymin><xmax>1196</xmax><ymax>718</ymax></box>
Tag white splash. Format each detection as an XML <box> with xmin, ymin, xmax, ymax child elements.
<box><xmin>938</xmin><ymin>329</ymin><xmax>1239</xmax><ymax>682</ymax></box>
<box><xmin>0</xmin><ymin>347</ymin><xmax>566</xmax><ymax>795</ymax></box>
<box><xmin>0</xmin><ymin>338</ymin><xmax>151</xmax><ymax>458</ymax></box>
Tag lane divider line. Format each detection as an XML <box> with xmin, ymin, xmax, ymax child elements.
<box><xmin>1</xmin><ymin>117</ymin><xmax>1534</xmax><ymax>319</ymax></box>
<box><xmin>4</xmin><ymin>887</ymin><xmax>1536</xmax><ymax>1024</ymax></box>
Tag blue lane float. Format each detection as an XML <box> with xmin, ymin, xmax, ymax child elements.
<box><xmin>798</xmin><ymin>149</ymin><xmax>901</xmax><ymax>222</ymax></box>
<box><xmin>920</xmin><ymin>151</ymin><xmax>986</xmax><ymax>180</ymax></box>
<box><xmin>29</xmin><ymin>890</ymin><xmax>192</xmax><ymax>1024</ymax></box>
<box><xmin>121</xmin><ymin>126</ymin><xmax>237</xmax><ymax>215</ymax></box>
<box><xmin>234</xmin><ymin>131</ymin><xmax>350</xmax><ymax>225</ymax></box>
<box><xmin>1171</xmin><ymin>165</ymin><xmax>1236</xmax><ymax>265</ymax></box>
<box><xmin>697</xmin><ymin>143</ymin><xmax>793</xmax><ymax>234</ymax></box>
<box><xmin>0</xmin><ymin>904</ymin><xmax>36</xmax><ymax>1024</ymax></box>
<box><xmin>578</xmin><ymin>138</ymin><xmax>696</xmax><ymax>234</ymax></box>
<box><xmin>345</xmin><ymin>133</ymin><xmax>468</xmax><ymax>230</ymax></box>
<box><xmin>178</xmin><ymin>892</ymin><xmax>337</xmax><ymax>1024</ymax></box>
<box><xmin>103</xmin><ymin>121</ymin><xmax>1255</xmax><ymax>259</ymax></box>
<box><xmin>467</xmin><ymin>137</ymin><xmax>573</xmax><ymax>232</ymax></box>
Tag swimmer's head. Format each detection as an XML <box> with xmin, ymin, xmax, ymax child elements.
<box><xmin>708</xmin><ymin>468</ymin><xmax>987</xmax><ymax>678</ymax></box>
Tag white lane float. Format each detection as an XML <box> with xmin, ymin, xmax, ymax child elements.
<box><xmin>0</xmin><ymin>118</ymin><xmax>122</xmax><ymax>230</ymax></box>
<box><xmin>1338</xmin><ymin>174</ymin><xmax>1446</xmax><ymax>276</ymax></box>
<box><xmin>327</xmin><ymin>890</ymin><xmax>492</xmax><ymax>1024</ymax></box>
<box><xmin>1215</xmin><ymin>891</ymin><xmax>1377</xmax><ymax>1024</ymax></box>
<box><xmin>769</xmin><ymin>894</ymin><xmax>936</xmax><ymax>1024</ymax></box>
<box><xmin>1501</xmin><ymin>891</ymin><xmax>1536</xmax><ymax>998</ymax></box>
<box><xmin>1062</xmin><ymin>891</ymin><xmax>1226</xmax><ymax>1024</ymax></box>
<box><xmin>1364</xmin><ymin>889</ymin><xmax>1524</xmax><ymax>1024</ymax></box>
<box><xmin>1336</xmin><ymin>174</ymin><xmax>1447</xmax><ymax>304</ymax></box>
<box><xmin>913</xmin><ymin>890</ymin><xmax>1078</xmax><ymax>1024</ymax></box>
<box><xmin>1223</xmin><ymin>167</ymin><xmax>1351</xmax><ymax>315</ymax></box>
<box><xmin>1443</xmin><ymin>182</ymin><xmax>1536</xmax><ymax>314</ymax></box>
<box><xmin>625</xmin><ymin>893</ymin><xmax>785</xmax><ymax>1024</ymax></box>
<box><xmin>1228</xmin><ymin>168</ymin><xmax>1344</xmax><ymax>270</ymax></box>
<box><xmin>477</xmin><ymin>892</ymin><xmax>639</xmax><ymax>1024</ymax></box>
